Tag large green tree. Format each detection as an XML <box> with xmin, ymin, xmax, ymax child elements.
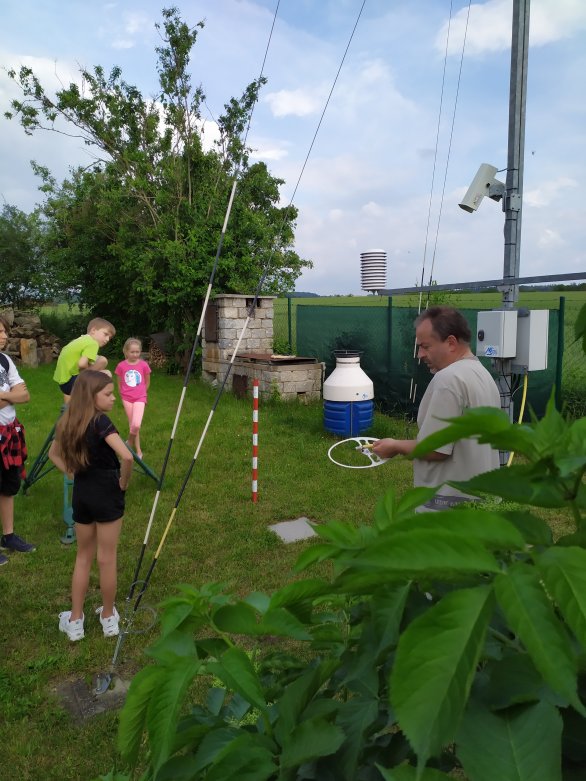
<box><xmin>0</xmin><ymin>203</ymin><xmax>58</xmax><ymax>308</ymax></box>
<box><xmin>5</xmin><ymin>7</ymin><xmax>311</xmax><ymax>339</ymax></box>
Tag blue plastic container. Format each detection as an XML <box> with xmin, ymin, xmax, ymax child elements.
<box><xmin>323</xmin><ymin>399</ymin><xmax>374</xmax><ymax>437</ymax></box>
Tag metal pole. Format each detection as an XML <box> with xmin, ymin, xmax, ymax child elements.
<box><xmin>252</xmin><ymin>379</ymin><xmax>259</xmax><ymax>503</ymax></box>
<box><xmin>496</xmin><ymin>0</ymin><xmax>530</xmax><ymax>444</ymax></box>
<box><xmin>555</xmin><ymin>296</ymin><xmax>565</xmax><ymax>411</ymax></box>
<box><xmin>287</xmin><ymin>296</ymin><xmax>293</xmax><ymax>352</ymax></box>
<box><xmin>501</xmin><ymin>0</ymin><xmax>530</xmax><ymax>309</ymax></box>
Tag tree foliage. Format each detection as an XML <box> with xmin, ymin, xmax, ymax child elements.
<box><xmin>0</xmin><ymin>203</ymin><xmax>58</xmax><ymax>308</ymax></box>
<box><xmin>5</xmin><ymin>7</ymin><xmax>311</xmax><ymax>340</ymax></box>
<box><xmin>98</xmin><ymin>306</ymin><xmax>586</xmax><ymax>781</ymax></box>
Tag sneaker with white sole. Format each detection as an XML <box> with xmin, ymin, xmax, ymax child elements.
<box><xmin>0</xmin><ymin>533</ymin><xmax>36</xmax><ymax>552</ymax></box>
<box><xmin>96</xmin><ymin>605</ymin><xmax>120</xmax><ymax>637</ymax></box>
<box><xmin>59</xmin><ymin>611</ymin><xmax>85</xmax><ymax>641</ymax></box>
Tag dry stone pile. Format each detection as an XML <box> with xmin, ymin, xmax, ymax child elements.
<box><xmin>0</xmin><ymin>307</ymin><xmax>61</xmax><ymax>367</ymax></box>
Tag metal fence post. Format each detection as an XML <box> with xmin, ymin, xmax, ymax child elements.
<box><xmin>387</xmin><ymin>296</ymin><xmax>393</xmax><ymax>389</ymax></box>
<box><xmin>555</xmin><ymin>295</ymin><xmax>565</xmax><ymax>410</ymax></box>
<box><xmin>287</xmin><ymin>296</ymin><xmax>292</xmax><ymax>352</ymax></box>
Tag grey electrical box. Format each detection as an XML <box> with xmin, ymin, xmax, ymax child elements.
<box><xmin>514</xmin><ymin>309</ymin><xmax>549</xmax><ymax>371</ymax></box>
<box><xmin>476</xmin><ymin>310</ymin><xmax>518</xmax><ymax>358</ymax></box>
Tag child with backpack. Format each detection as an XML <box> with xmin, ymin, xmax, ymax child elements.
<box><xmin>0</xmin><ymin>314</ymin><xmax>36</xmax><ymax>566</ymax></box>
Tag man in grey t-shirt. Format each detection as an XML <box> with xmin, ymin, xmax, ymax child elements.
<box><xmin>372</xmin><ymin>306</ymin><xmax>501</xmax><ymax>511</ymax></box>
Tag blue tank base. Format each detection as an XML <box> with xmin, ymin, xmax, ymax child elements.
<box><xmin>324</xmin><ymin>400</ymin><xmax>374</xmax><ymax>438</ymax></box>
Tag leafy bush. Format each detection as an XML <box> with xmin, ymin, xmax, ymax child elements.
<box><xmin>272</xmin><ymin>337</ymin><xmax>293</xmax><ymax>356</ymax></box>
<box><xmin>105</xmin><ymin>305</ymin><xmax>586</xmax><ymax>781</ymax></box>
<box><xmin>39</xmin><ymin>308</ymin><xmax>88</xmax><ymax>344</ymax></box>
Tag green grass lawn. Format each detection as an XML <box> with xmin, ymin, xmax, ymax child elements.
<box><xmin>1</xmin><ymin>364</ymin><xmax>415</xmax><ymax>780</ymax></box>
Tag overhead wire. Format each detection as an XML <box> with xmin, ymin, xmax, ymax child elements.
<box><xmin>103</xmin><ymin>0</ymin><xmax>282</xmax><ymax>686</ymax></box>
<box><xmin>102</xmin><ymin>0</ymin><xmax>366</xmax><ymax>687</ymax></box>
<box><xmin>409</xmin><ymin>0</ymin><xmax>455</xmax><ymax>405</ymax></box>
<box><xmin>425</xmin><ymin>0</ymin><xmax>472</xmax><ymax>304</ymax></box>
<box><xmin>409</xmin><ymin>0</ymin><xmax>472</xmax><ymax>406</ymax></box>
<box><xmin>134</xmin><ymin>0</ymin><xmax>367</xmax><ymax>609</ymax></box>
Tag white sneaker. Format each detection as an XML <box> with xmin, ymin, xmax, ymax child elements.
<box><xmin>59</xmin><ymin>611</ymin><xmax>85</xmax><ymax>642</ymax></box>
<box><xmin>96</xmin><ymin>605</ymin><xmax>120</xmax><ymax>637</ymax></box>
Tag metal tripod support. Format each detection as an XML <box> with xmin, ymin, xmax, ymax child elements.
<box><xmin>21</xmin><ymin>412</ymin><xmax>76</xmax><ymax>544</ymax></box>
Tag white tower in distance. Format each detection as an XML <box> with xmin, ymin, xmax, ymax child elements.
<box><xmin>360</xmin><ymin>249</ymin><xmax>387</xmax><ymax>294</ymax></box>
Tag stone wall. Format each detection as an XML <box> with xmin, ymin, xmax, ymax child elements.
<box><xmin>0</xmin><ymin>307</ymin><xmax>61</xmax><ymax>367</ymax></box>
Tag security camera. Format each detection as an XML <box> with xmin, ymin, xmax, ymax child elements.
<box><xmin>459</xmin><ymin>163</ymin><xmax>504</xmax><ymax>213</ymax></box>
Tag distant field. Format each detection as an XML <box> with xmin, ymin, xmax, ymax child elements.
<box><xmin>273</xmin><ymin>292</ymin><xmax>585</xmax><ymax>416</ymax></box>
<box><xmin>273</xmin><ymin>291</ymin><xmax>585</xmax><ymax>346</ymax></box>
<box><xmin>274</xmin><ymin>290</ymin><xmax>585</xmax><ymax>312</ymax></box>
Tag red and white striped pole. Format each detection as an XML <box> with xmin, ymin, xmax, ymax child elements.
<box><xmin>252</xmin><ymin>379</ymin><xmax>259</xmax><ymax>503</ymax></box>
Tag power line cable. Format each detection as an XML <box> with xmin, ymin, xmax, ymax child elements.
<box><xmin>409</xmin><ymin>0</ymin><xmax>455</xmax><ymax>404</ymax></box>
<box><xmin>96</xmin><ymin>1</ymin><xmax>282</xmax><ymax>694</ymax></box>
<box><xmin>425</xmin><ymin>0</ymin><xmax>472</xmax><ymax>302</ymax></box>
<box><xmin>98</xmin><ymin>0</ymin><xmax>367</xmax><ymax>692</ymax></box>
<box><xmin>134</xmin><ymin>0</ymin><xmax>366</xmax><ymax>608</ymax></box>
<box><xmin>409</xmin><ymin>0</ymin><xmax>471</xmax><ymax>405</ymax></box>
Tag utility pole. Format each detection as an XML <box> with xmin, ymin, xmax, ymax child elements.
<box><xmin>496</xmin><ymin>0</ymin><xmax>530</xmax><ymax>456</ymax></box>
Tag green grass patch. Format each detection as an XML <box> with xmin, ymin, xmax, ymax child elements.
<box><xmin>1</xmin><ymin>364</ymin><xmax>412</xmax><ymax>779</ymax></box>
<box><xmin>1</xmin><ymin>364</ymin><xmax>576</xmax><ymax>778</ymax></box>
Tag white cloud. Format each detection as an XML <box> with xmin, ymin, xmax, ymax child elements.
<box><xmin>98</xmin><ymin>9</ymin><xmax>155</xmax><ymax>51</ymax></box>
<box><xmin>437</xmin><ymin>0</ymin><xmax>586</xmax><ymax>57</ymax></box>
<box><xmin>1</xmin><ymin>51</ymin><xmax>80</xmax><ymax>97</ymax></box>
<box><xmin>111</xmin><ymin>39</ymin><xmax>134</xmax><ymax>50</ymax></box>
<box><xmin>362</xmin><ymin>201</ymin><xmax>384</xmax><ymax>218</ymax></box>
<box><xmin>265</xmin><ymin>87</ymin><xmax>324</xmax><ymax>118</ymax></box>
<box><xmin>524</xmin><ymin>176</ymin><xmax>578</xmax><ymax>207</ymax></box>
<box><xmin>250</xmin><ymin>144</ymin><xmax>289</xmax><ymax>162</ymax></box>
<box><xmin>537</xmin><ymin>228</ymin><xmax>564</xmax><ymax>248</ymax></box>
<box><xmin>124</xmin><ymin>12</ymin><xmax>152</xmax><ymax>36</ymax></box>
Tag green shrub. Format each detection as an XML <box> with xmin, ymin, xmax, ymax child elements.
<box><xmin>39</xmin><ymin>309</ymin><xmax>87</xmax><ymax>344</ymax></box>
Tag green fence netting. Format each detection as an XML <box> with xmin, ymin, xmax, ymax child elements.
<box><xmin>296</xmin><ymin>303</ymin><xmax>561</xmax><ymax>420</ymax></box>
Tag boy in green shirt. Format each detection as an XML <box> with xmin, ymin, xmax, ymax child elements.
<box><xmin>53</xmin><ymin>318</ymin><xmax>116</xmax><ymax>402</ymax></box>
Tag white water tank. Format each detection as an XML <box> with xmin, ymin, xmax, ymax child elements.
<box><xmin>360</xmin><ymin>249</ymin><xmax>387</xmax><ymax>293</ymax></box>
<box><xmin>323</xmin><ymin>351</ymin><xmax>374</xmax><ymax>402</ymax></box>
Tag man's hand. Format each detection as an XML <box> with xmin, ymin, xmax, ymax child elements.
<box><xmin>372</xmin><ymin>438</ymin><xmax>414</xmax><ymax>459</ymax></box>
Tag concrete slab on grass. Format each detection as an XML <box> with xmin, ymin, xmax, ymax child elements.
<box><xmin>56</xmin><ymin>675</ymin><xmax>130</xmax><ymax>721</ymax></box>
<box><xmin>268</xmin><ymin>517</ymin><xmax>317</xmax><ymax>543</ymax></box>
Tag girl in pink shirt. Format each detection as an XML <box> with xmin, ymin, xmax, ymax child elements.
<box><xmin>114</xmin><ymin>338</ymin><xmax>151</xmax><ymax>458</ymax></box>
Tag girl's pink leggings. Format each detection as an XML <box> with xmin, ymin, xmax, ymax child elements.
<box><xmin>122</xmin><ymin>400</ymin><xmax>145</xmax><ymax>435</ymax></box>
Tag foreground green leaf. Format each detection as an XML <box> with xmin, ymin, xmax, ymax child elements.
<box><xmin>494</xmin><ymin>563</ymin><xmax>583</xmax><ymax>714</ymax></box>
<box><xmin>537</xmin><ymin>546</ymin><xmax>586</xmax><ymax>649</ymax></box>
<box><xmin>280</xmin><ymin>717</ymin><xmax>345</xmax><ymax>769</ymax></box>
<box><xmin>147</xmin><ymin>657</ymin><xmax>202</xmax><ymax>773</ymax></box>
<box><xmin>457</xmin><ymin>699</ymin><xmax>562</xmax><ymax>781</ymax></box>
<box><xmin>206</xmin><ymin>648</ymin><xmax>267</xmax><ymax>715</ymax></box>
<box><xmin>412</xmin><ymin>406</ymin><xmax>536</xmax><ymax>459</ymax></box>
<box><xmin>390</xmin><ymin>585</ymin><xmax>494</xmax><ymax>767</ymax></box>
<box><xmin>349</xmin><ymin>529</ymin><xmax>500</xmax><ymax>577</ymax></box>
<box><xmin>117</xmin><ymin>665</ymin><xmax>162</xmax><ymax>766</ymax></box>
<box><xmin>377</xmin><ymin>762</ymin><xmax>453</xmax><ymax>780</ymax></box>
<box><xmin>452</xmin><ymin>465</ymin><xmax>570</xmax><ymax>508</ymax></box>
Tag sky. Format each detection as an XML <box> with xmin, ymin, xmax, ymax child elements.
<box><xmin>1</xmin><ymin>0</ymin><xmax>585</xmax><ymax>296</ymax></box>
